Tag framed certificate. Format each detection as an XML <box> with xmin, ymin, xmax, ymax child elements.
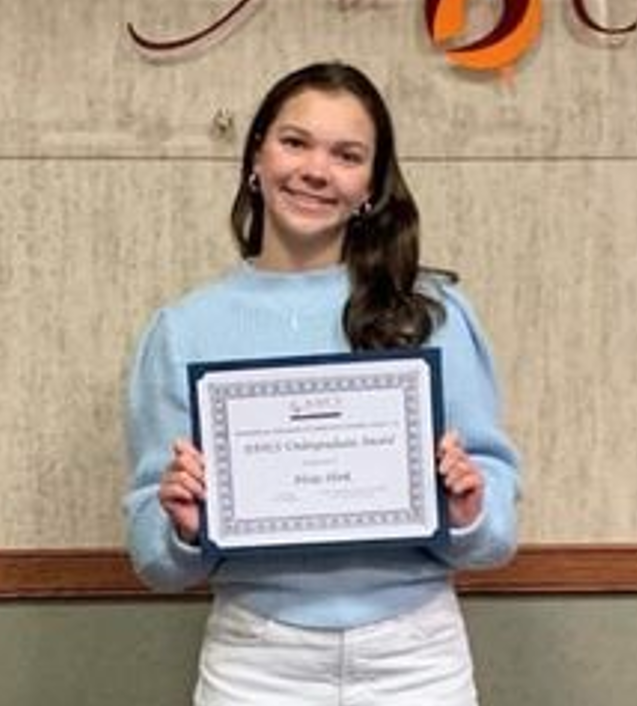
<box><xmin>188</xmin><ymin>349</ymin><xmax>447</xmax><ymax>554</ymax></box>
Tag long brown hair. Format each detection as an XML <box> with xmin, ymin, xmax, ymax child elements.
<box><xmin>230</xmin><ymin>62</ymin><xmax>450</xmax><ymax>350</ymax></box>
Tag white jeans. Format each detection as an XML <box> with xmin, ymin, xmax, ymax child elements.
<box><xmin>193</xmin><ymin>587</ymin><xmax>478</xmax><ymax>706</ymax></box>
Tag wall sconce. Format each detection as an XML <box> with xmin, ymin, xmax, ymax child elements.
<box><xmin>211</xmin><ymin>107</ymin><xmax>236</xmax><ymax>139</ymax></box>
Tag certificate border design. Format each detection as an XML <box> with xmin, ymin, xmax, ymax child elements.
<box><xmin>205</xmin><ymin>371</ymin><xmax>426</xmax><ymax>541</ymax></box>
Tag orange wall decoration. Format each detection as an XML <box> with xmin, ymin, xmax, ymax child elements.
<box><xmin>423</xmin><ymin>0</ymin><xmax>636</xmax><ymax>72</ymax></box>
<box><xmin>424</xmin><ymin>0</ymin><xmax>542</xmax><ymax>72</ymax></box>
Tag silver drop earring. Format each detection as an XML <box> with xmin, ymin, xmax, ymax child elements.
<box><xmin>353</xmin><ymin>200</ymin><xmax>372</xmax><ymax>218</ymax></box>
<box><xmin>248</xmin><ymin>172</ymin><xmax>260</xmax><ymax>193</ymax></box>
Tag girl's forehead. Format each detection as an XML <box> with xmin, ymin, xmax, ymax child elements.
<box><xmin>271</xmin><ymin>89</ymin><xmax>376</xmax><ymax>139</ymax></box>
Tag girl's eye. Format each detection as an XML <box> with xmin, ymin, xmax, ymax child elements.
<box><xmin>336</xmin><ymin>149</ymin><xmax>365</xmax><ymax>165</ymax></box>
<box><xmin>281</xmin><ymin>135</ymin><xmax>306</xmax><ymax>149</ymax></box>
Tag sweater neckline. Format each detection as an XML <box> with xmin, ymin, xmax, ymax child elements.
<box><xmin>239</xmin><ymin>260</ymin><xmax>348</xmax><ymax>285</ymax></box>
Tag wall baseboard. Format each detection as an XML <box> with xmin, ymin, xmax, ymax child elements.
<box><xmin>1</xmin><ymin>545</ymin><xmax>637</xmax><ymax>600</ymax></box>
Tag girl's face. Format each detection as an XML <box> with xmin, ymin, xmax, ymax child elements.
<box><xmin>253</xmin><ymin>88</ymin><xmax>375</xmax><ymax>271</ymax></box>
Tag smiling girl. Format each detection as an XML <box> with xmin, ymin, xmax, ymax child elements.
<box><xmin>124</xmin><ymin>62</ymin><xmax>520</xmax><ymax>706</ymax></box>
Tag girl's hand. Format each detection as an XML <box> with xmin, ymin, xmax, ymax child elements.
<box><xmin>438</xmin><ymin>430</ymin><xmax>485</xmax><ymax>528</ymax></box>
<box><xmin>158</xmin><ymin>439</ymin><xmax>206</xmax><ymax>544</ymax></box>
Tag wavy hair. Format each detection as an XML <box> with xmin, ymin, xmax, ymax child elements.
<box><xmin>230</xmin><ymin>62</ymin><xmax>452</xmax><ymax>350</ymax></box>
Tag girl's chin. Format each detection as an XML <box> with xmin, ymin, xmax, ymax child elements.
<box><xmin>275</xmin><ymin>211</ymin><xmax>342</xmax><ymax>235</ymax></box>
<box><xmin>281</xmin><ymin>222</ymin><xmax>345</xmax><ymax>242</ymax></box>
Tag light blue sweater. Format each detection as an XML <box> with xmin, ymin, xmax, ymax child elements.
<box><xmin>124</xmin><ymin>261</ymin><xmax>520</xmax><ymax>628</ymax></box>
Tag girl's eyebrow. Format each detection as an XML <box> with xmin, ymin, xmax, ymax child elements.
<box><xmin>276</xmin><ymin>123</ymin><xmax>371</xmax><ymax>152</ymax></box>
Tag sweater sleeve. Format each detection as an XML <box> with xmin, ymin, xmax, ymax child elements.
<box><xmin>123</xmin><ymin>309</ymin><xmax>221</xmax><ymax>591</ymax></box>
<box><xmin>429</xmin><ymin>285</ymin><xmax>521</xmax><ymax>570</ymax></box>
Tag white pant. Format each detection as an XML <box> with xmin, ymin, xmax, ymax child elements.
<box><xmin>193</xmin><ymin>587</ymin><xmax>478</xmax><ymax>706</ymax></box>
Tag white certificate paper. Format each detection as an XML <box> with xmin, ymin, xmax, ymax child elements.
<box><xmin>188</xmin><ymin>350</ymin><xmax>445</xmax><ymax>552</ymax></box>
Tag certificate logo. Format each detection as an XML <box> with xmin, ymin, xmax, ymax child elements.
<box><xmin>289</xmin><ymin>394</ymin><xmax>343</xmax><ymax>422</ymax></box>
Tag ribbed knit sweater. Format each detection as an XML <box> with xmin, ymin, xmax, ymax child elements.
<box><xmin>124</xmin><ymin>261</ymin><xmax>519</xmax><ymax>628</ymax></box>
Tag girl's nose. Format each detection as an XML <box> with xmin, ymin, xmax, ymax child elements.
<box><xmin>300</xmin><ymin>149</ymin><xmax>330</xmax><ymax>185</ymax></box>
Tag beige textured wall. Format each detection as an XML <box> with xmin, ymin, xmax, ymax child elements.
<box><xmin>1</xmin><ymin>0</ymin><xmax>636</xmax><ymax>547</ymax></box>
